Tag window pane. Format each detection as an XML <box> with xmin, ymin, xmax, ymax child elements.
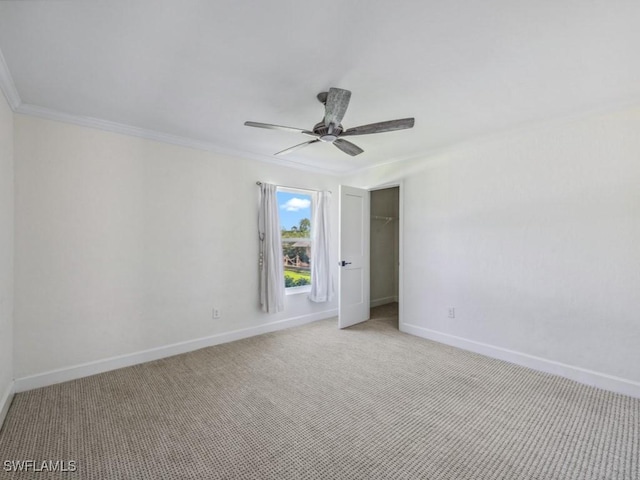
<box><xmin>277</xmin><ymin>190</ymin><xmax>312</xmax><ymax>288</ymax></box>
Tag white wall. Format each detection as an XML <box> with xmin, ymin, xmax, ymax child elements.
<box><xmin>9</xmin><ymin>105</ymin><xmax>640</xmax><ymax>396</ymax></box>
<box><xmin>13</xmin><ymin>115</ymin><xmax>339</xmax><ymax>380</ymax></box>
<box><xmin>370</xmin><ymin>187</ymin><xmax>398</xmax><ymax>306</ymax></box>
<box><xmin>345</xmin><ymin>107</ymin><xmax>640</xmax><ymax>390</ymax></box>
<box><xmin>0</xmin><ymin>89</ymin><xmax>14</xmax><ymax>422</ymax></box>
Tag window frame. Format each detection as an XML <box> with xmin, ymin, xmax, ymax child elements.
<box><xmin>277</xmin><ymin>187</ymin><xmax>314</xmax><ymax>295</ymax></box>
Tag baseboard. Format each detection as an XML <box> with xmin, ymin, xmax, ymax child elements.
<box><xmin>400</xmin><ymin>322</ymin><xmax>640</xmax><ymax>399</ymax></box>
<box><xmin>370</xmin><ymin>296</ymin><xmax>397</xmax><ymax>308</ymax></box>
<box><xmin>15</xmin><ymin>309</ymin><xmax>337</xmax><ymax>393</ymax></box>
<box><xmin>0</xmin><ymin>381</ymin><xmax>15</xmax><ymax>431</ymax></box>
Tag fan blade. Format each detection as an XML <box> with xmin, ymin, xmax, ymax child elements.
<box><xmin>275</xmin><ymin>139</ymin><xmax>320</xmax><ymax>156</ymax></box>
<box><xmin>341</xmin><ymin>117</ymin><xmax>415</xmax><ymax>136</ymax></box>
<box><xmin>244</xmin><ymin>121</ymin><xmax>317</xmax><ymax>137</ymax></box>
<box><xmin>324</xmin><ymin>88</ymin><xmax>351</xmax><ymax>130</ymax></box>
<box><xmin>333</xmin><ymin>138</ymin><xmax>364</xmax><ymax>156</ymax></box>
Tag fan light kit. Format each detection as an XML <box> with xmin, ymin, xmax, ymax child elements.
<box><xmin>244</xmin><ymin>88</ymin><xmax>415</xmax><ymax>157</ymax></box>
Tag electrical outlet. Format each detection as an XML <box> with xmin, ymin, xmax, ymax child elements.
<box><xmin>213</xmin><ymin>308</ymin><xmax>221</xmax><ymax>319</ymax></box>
<box><xmin>448</xmin><ymin>307</ymin><xmax>455</xmax><ymax>319</ymax></box>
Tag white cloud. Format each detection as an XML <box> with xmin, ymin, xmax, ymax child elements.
<box><xmin>281</xmin><ymin>197</ymin><xmax>311</xmax><ymax>212</ymax></box>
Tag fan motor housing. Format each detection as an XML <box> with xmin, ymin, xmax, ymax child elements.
<box><xmin>313</xmin><ymin>121</ymin><xmax>343</xmax><ymax>139</ymax></box>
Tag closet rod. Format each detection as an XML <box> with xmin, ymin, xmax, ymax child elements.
<box><xmin>371</xmin><ymin>215</ymin><xmax>396</xmax><ymax>226</ymax></box>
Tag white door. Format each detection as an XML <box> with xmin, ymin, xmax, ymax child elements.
<box><xmin>338</xmin><ymin>185</ymin><xmax>370</xmax><ymax>328</ymax></box>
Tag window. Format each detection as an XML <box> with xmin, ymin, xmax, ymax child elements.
<box><xmin>277</xmin><ymin>188</ymin><xmax>313</xmax><ymax>292</ymax></box>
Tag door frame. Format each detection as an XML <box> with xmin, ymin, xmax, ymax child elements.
<box><xmin>367</xmin><ymin>181</ymin><xmax>404</xmax><ymax>329</ymax></box>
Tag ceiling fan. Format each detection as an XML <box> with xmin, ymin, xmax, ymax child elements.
<box><xmin>244</xmin><ymin>88</ymin><xmax>415</xmax><ymax>157</ymax></box>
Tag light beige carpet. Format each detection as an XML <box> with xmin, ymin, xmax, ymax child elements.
<box><xmin>0</xmin><ymin>304</ymin><xmax>638</xmax><ymax>479</ymax></box>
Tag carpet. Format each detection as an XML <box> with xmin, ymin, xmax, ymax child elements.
<box><xmin>0</xmin><ymin>304</ymin><xmax>638</xmax><ymax>479</ymax></box>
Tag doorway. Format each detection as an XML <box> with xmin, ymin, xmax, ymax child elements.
<box><xmin>370</xmin><ymin>186</ymin><xmax>400</xmax><ymax>329</ymax></box>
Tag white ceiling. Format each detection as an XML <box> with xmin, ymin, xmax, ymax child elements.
<box><xmin>1</xmin><ymin>0</ymin><xmax>639</xmax><ymax>174</ymax></box>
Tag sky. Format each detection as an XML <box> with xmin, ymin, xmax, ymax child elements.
<box><xmin>277</xmin><ymin>191</ymin><xmax>312</xmax><ymax>230</ymax></box>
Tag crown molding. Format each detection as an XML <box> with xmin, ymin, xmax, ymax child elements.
<box><xmin>343</xmin><ymin>95</ymin><xmax>640</xmax><ymax>177</ymax></box>
<box><xmin>0</xmin><ymin>46</ymin><xmax>21</xmax><ymax>110</ymax></box>
<box><xmin>9</xmin><ymin>22</ymin><xmax>638</xmax><ymax>181</ymax></box>
<box><xmin>1</xmin><ymin>45</ymin><xmax>337</xmax><ymax>176</ymax></box>
<box><xmin>15</xmin><ymin>103</ymin><xmax>341</xmax><ymax>176</ymax></box>
<box><xmin>13</xmin><ymin>95</ymin><xmax>640</xmax><ymax>180</ymax></box>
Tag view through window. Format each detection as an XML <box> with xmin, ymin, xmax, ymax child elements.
<box><xmin>277</xmin><ymin>189</ymin><xmax>312</xmax><ymax>289</ymax></box>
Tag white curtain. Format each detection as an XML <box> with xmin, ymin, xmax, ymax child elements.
<box><xmin>258</xmin><ymin>183</ymin><xmax>285</xmax><ymax>313</ymax></box>
<box><xmin>309</xmin><ymin>191</ymin><xmax>334</xmax><ymax>303</ymax></box>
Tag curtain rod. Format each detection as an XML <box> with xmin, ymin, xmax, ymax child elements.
<box><xmin>256</xmin><ymin>181</ymin><xmax>331</xmax><ymax>194</ymax></box>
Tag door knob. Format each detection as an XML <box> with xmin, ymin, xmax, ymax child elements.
<box><xmin>339</xmin><ymin>260</ymin><xmax>352</xmax><ymax>267</ymax></box>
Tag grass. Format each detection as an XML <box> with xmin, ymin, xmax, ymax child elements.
<box><xmin>284</xmin><ymin>269</ymin><xmax>311</xmax><ymax>282</ymax></box>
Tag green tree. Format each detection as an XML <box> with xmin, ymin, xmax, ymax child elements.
<box><xmin>299</xmin><ymin>218</ymin><xmax>311</xmax><ymax>234</ymax></box>
<box><xmin>282</xmin><ymin>218</ymin><xmax>311</xmax><ymax>239</ymax></box>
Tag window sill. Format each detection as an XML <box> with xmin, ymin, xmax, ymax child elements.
<box><xmin>285</xmin><ymin>285</ymin><xmax>312</xmax><ymax>296</ymax></box>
